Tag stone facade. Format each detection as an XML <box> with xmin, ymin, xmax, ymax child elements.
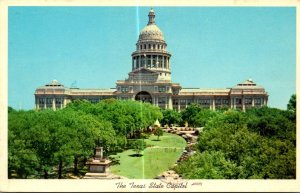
<box><xmin>34</xmin><ymin>8</ymin><xmax>268</xmax><ymax>111</ymax></box>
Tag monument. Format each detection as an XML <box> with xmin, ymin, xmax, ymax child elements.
<box><xmin>84</xmin><ymin>146</ymin><xmax>122</xmax><ymax>179</ymax></box>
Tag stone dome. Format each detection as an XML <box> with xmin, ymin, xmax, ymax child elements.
<box><xmin>139</xmin><ymin>24</ymin><xmax>164</xmax><ymax>41</ymax></box>
<box><xmin>138</xmin><ymin>8</ymin><xmax>165</xmax><ymax>41</ymax></box>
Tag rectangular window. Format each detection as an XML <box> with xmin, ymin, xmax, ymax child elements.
<box><xmin>158</xmin><ymin>97</ymin><xmax>166</xmax><ymax>104</ymax></box>
<box><xmin>235</xmin><ymin>98</ymin><xmax>242</xmax><ymax>105</ymax></box>
<box><xmin>46</xmin><ymin>98</ymin><xmax>52</xmax><ymax>104</ymax></box>
<box><xmin>187</xmin><ymin>99</ymin><xmax>193</xmax><ymax>105</ymax></box>
<box><xmin>198</xmin><ymin>99</ymin><xmax>210</xmax><ymax>105</ymax></box>
<box><xmin>245</xmin><ymin>98</ymin><xmax>252</xmax><ymax>105</ymax></box>
<box><xmin>158</xmin><ymin>86</ymin><xmax>166</xmax><ymax>92</ymax></box>
<box><xmin>173</xmin><ymin>99</ymin><xmax>179</xmax><ymax>105</ymax></box>
<box><xmin>39</xmin><ymin>98</ymin><xmax>45</xmax><ymax>104</ymax></box>
<box><xmin>255</xmin><ymin>98</ymin><xmax>261</xmax><ymax>105</ymax></box>
<box><xmin>223</xmin><ymin>99</ymin><xmax>229</xmax><ymax>105</ymax></box>
<box><xmin>121</xmin><ymin>87</ymin><xmax>128</xmax><ymax>92</ymax></box>
<box><xmin>215</xmin><ymin>99</ymin><xmax>222</xmax><ymax>105</ymax></box>
<box><xmin>55</xmin><ymin>98</ymin><xmax>61</xmax><ymax>104</ymax></box>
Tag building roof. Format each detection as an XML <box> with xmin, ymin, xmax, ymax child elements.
<box><xmin>180</xmin><ymin>88</ymin><xmax>230</xmax><ymax>93</ymax></box>
<box><xmin>69</xmin><ymin>88</ymin><xmax>116</xmax><ymax>92</ymax></box>
<box><xmin>36</xmin><ymin>79</ymin><xmax>65</xmax><ymax>90</ymax></box>
<box><xmin>45</xmin><ymin>79</ymin><xmax>64</xmax><ymax>87</ymax></box>
<box><xmin>68</xmin><ymin>88</ymin><xmax>116</xmax><ymax>96</ymax></box>
<box><xmin>232</xmin><ymin>79</ymin><xmax>264</xmax><ymax>89</ymax></box>
<box><xmin>69</xmin><ymin>88</ymin><xmax>116</xmax><ymax>93</ymax></box>
<box><xmin>179</xmin><ymin>88</ymin><xmax>230</xmax><ymax>96</ymax></box>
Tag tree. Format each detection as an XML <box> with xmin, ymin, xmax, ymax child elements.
<box><xmin>8</xmin><ymin>106</ymin><xmax>16</xmax><ymax>113</ymax></box>
<box><xmin>132</xmin><ymin>139</ymin><xmax>146</xmax><ymax>156</ymax></box>
<box><xmin>246</xmin><ymin>106</ymin><xmax>296</xmax><ymax>141</ymax></box>
<box><xmin>160</xmin><ymin>109</ymin><xmax>182</xmax><ymax>127</ymax></box>
<box><xmin>287</xmin><ymin>94</ymin><xmax>296</xmax><ymax>112</ymax></box>
<box><xmin>154</xmin><ymin>128</ymin><xmax>163</xmax><ymax>140</ymax></box>
<box><xmin>175</xmin><ymin>151</ymin><xmax>241</xmax><ymax>179</ymax></box>
<box><xmin>67</xmin><ymin>99</ymin><xmax>162</xmax><ymax>138</ymax></box>
<box><xmin>181</xmin><ymin>104</ymin><xmax>202</xmax><ymax>127</ymax></box>
<box><xmin>194</xmin><ymin>109</ymin><xmax>218</xmax><ymax>127</ymax></box>
<box><xmin>57</xmin><ymin>108</ymin><xmax>116</xmax><ymax>175</ymax></box>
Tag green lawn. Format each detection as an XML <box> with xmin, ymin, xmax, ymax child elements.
<box><xmin>110</xmin><ymin>132</ymin><xmax>186</xmax><ymax>179</ymax></box>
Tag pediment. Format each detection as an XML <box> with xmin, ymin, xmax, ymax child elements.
<box><xmin>129</xmin><ymin>67</ymin><xmax>158</xmax><ymax>75</ymax></box>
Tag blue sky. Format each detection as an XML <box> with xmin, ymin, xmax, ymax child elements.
<box><xmin>8</xmin><ymin>6</ymin><xmax>296</xmax><ymax>110</ymax></box>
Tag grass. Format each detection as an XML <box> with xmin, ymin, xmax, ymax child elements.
<box><xmin>110</xmin><ymin>132</ymin><xmax>186</xmax><ymax>179</ymax></box>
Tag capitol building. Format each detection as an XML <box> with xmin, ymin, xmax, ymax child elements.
<box><xmin>35</xmin><ymin>8</ymin><xmax>269</xmax><ymax>111</ymax></box>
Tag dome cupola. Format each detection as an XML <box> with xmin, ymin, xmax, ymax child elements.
<box><xmin>138</xmin><ymin>8</ymin><xmax>165</xmax><ymax>41</ymax></box>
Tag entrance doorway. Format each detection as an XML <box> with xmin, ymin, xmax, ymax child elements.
<box><xmin>135</xmin><ymin>91</ymin><xmax>152</xmax><ymax>103</ymax></box>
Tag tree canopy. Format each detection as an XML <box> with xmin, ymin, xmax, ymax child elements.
<box><xmin>175</xmin><ymin>105</ymin><xmax>296</xmax><ymax>179</ymax></box>
<box><xmin>8</xmin><ymin>99</ymin><xmax>162</xmax><ymax>178</ymax></box>
<box><xmin>287</xmin><ymin>94</ymin><xmax>296</xmax><ymax>112</ymax></box>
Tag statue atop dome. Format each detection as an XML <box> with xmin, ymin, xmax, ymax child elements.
<box><xmin>148</xmin><ymin>8</ymin><xmax>155</xmax><ymax>25</ymax></box>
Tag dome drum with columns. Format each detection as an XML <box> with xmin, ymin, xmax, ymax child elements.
<box><xmin>35</xmin><ymin>8</ymin><xmax>268</xmax><ymax>111</ymax></box>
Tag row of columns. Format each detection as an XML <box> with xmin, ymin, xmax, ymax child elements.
<box><xmin>36</xmin><ymin>97</ymin><xmax>67</xmax><ymax>110</ymax></box>
<box><xmin>137</xmin><ymin>43</ymin><xmax>166</xmax><ymax>51</ymax></box>
<box><xmin>173</xmin><ymin>96</ymin><xmax>267</xmax><ymax>112</ymax></box>
<box><xmin>36</xmin><ymin>95</ymin><xmax>267</xmax><ymax>111</ymax></box>
<box><xmin>136</xmin><ymin>95</ymin><xmax>172</xmax><ymax>109</ymax></box>
<box><xmin>132</xmin><ymin>55</ymin><xmax>170</xmax><ymax>70</ymax></box>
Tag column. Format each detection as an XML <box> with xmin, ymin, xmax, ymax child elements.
<box><xmin>162</xmin><ymin>56</ymin><xmax>165</xmax><ymax>69</ymax></box>
<box><xmin>213</xmin><ymin>97</ymin><xmax>216</xmax><ymax>111</ymax></box>
<box><xmin>264</xmin><ymin>97</ymin><xmax>267</xmax><ymax>106</ymax></box>
<box><xmin>168</xmin><ymin>96</ymin><xmax>173</xmax><ymax>110</ymax></box>
<box><xmin>52</xmin><ymin>98</ymin><xmax>55</xmax><ymax>110</ymax></box>
<box><xmin>242</xmin><ymin>96</ymin><xmax>245</xmax><ymax>111</ymax></box>
<box><xmin>63</xmin><ymin>98</ymin><xmax>67</xmax><ymax>108</ymax></box>
<box><xmin>61</xmin><ymin>97</ymin><xmax>64</xmax><ymax>109</ymax></box>
<box><xmin>178</xmin><ymin>101</ymin><xmax>181</xmax><ymax>112</ymax></box>
<box><xmin>230</xmin><ymin>98</ymin><xmax>233</xmax><ymax>109</ymax></box>
<box><xmin>35</xmin><ymin>97</ymin><xmax>39</xmax><ymax>110</ymax></box>
<box><xmin>159</xmin><ymin>55</ymin><xmax>162</xmax><ymax>68</ymax></box>
<box><xmin>44</xmin><ymin>98</ymin><xmax>46</xmax><ymax>109</ymax></box>
<box><xmin>165</xmin><ymin>96</ymin><xmax>168</xmax><ymax>109</ymax></box>
<box><xmin>150</xmin><ymin>55</ymin><xmax>153</xmax><ymax>68</ymax></box>
<box><xmin>132</xmin><ymin>57</ymin><xmax>134</xmax><ymax>70</ymax></box>
<box><xmin>138</xmin><ymin>55</ymin><xmax>141</xmax><ymax>68</ymax></box>
<box><xmin>212</xmin><ymin>97</ymin><xmax>215</xmax><ymax>111</ymax></box>
<box><xmin>36</xmin><ymin>103</ymin><xmax>39</xmax><ymax>110</ymax></box>
<box><xmin>233</xmin><ymin>97</ymin><xmax>236</xmax><ymax>109</ymax></box>
<box><xmin>252</xmin><ymin>97</ymin><xmax>255</xmax><ymax>107</ymax></box>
